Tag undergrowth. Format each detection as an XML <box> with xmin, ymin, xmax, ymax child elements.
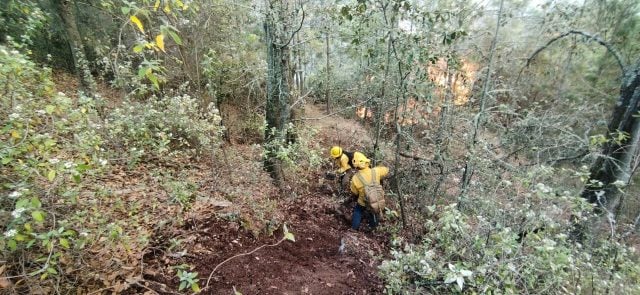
<box><xmin>0</xmin><ymin>44</ymin><xmax>225</xmax><ymax>293</ymax></box>
<box><xmin>379</xmin><ymin>169</ymin><xmax>640</xmax><ymax>294</ymax></box>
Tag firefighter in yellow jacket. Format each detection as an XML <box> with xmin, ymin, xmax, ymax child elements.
<box><xmin>349</xmin><ymin>153</ymin><xmax>389</xmax><ymax>230</ymax></box>
<box><xmin>329</xmin><ymin>146</ymin><xmax>366</xmax><ymax>190</ymax></box>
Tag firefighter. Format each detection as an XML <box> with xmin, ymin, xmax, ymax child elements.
<box><xmin>328</xmin><ymin>146</ymin><xmax>366</xmax><ymax>191</ymax></box>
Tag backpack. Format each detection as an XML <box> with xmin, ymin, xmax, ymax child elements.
<box><xmin>356</xmin><ymin>168</ymin><xmax>385</xmax><ymax>217</ymax></box>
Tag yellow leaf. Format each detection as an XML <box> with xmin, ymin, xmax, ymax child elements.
<box><xmin>284</xmin><ymin>232</ymin><xmax>295</xmax><ymax>242</ymax></box>
<box><xmin>11</xmin><ymin>130</ymin><xmax>21</xmax><ymax>139</ymax></box>
<box><xmin>47</xmin><ymin>170</ymin><xmax>56</xmax><ymax>182</ymax></box>
<box><xmin>59</xmin><ymin>238</ymin><xmax>70</xmax><ymax>249</ymax></box>
<box><xmin>130</xmin><ymin>15</ymin><xmax>144</xmax><ymax>33</ymax></box>
<box><xmin>155</xmin><ymin>34</ymin><xmax>165</xmax><ymax>52</ymax></box>
<box><xmin>163</xmin><ymin>4</ymin><xmax>171</xmax><ymax>13</ymax></box>
<box><xmin>153</xmin><ymin>0</ymin><xmax>160</xmax><ymax>11</ymax></box>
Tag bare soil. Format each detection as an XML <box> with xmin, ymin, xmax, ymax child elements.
<box><xmin>141</xmin><ymin>103</ymin><xmax>388</xmax><ymax>295</ymax></box>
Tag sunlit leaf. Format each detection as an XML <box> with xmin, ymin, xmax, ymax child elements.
<box><xmin>31</xmin><ymin>197</ymin><xmax>41</xmax><ymax>208</ymax></box>
<box><xmin>147</xmin><ymin>72</ymin><xmax>160</xmax><ymax>89</ymax></box>
<box><xmin>130</xmin><ymin>15</ymin><xmax>145</xmax><ymax>33</ymax></box>
<box><xmin>8</xmin><ymin>240</ymin><xmax>17</xmax><ymax>251</ymax></box>
<box><xmin>153</xmin><ymin>0</ymin><xmax>160</xmax><ymax>11</ymax></box>
<box><xmin>168</xmin><ymin>31</ymin><xmax>182</xmax><ymax>45</ymax></box>
<box><xmin>155</xmin><ymin>34</ymin><xmax>165</xmax><ymax>52</ymax></box>
<box><xmin>10</xmin><ymin>130</ymin><xmax>20</xmax><ymax>139</ymax></box>
<box><xmin>47</xmin><ymin>169</ymin><xmax>56</xmax><ymax>182</ymax></box>
<box><xmin>59</xmin><ymin>238</ymin><xmax>70</xmax><ymax>249</ymax></box>
<box><xmin>456</xmin><ymin>276</ymin><xmax>464</xmax><ymax>290</ymax></box>
<box><xmin>45</xmin><ymin>104</ymin><xmax>55</xmax><ymax>113</ymax></box>
<box><xmin>32</xmin><ymin>210</ymin><xmax>45</xmax><ymax>222</ymax></box>
<box><xmin>44</xmin><ymin>139</ymin><xmax>56</xmax><ymax>147</ymax></box>
<box><xmin>133</xmin><ymin>44</ymin><xmax>144</xmax><ymax>53</ymax></box>
<box><xmin>191</xmin><ymin>283</ymin><xmax>200</xmax><ymax>292</ymax></box>
<box><xmin>284</xmin><ymin>232</ymin><xmax>295</xmax><ymax>242</ymax></box>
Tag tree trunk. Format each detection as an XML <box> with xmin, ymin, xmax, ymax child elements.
<box><xmin>391</xmin><ymin>40</ymin><xmax>408</xmax><ymax>229</ymax></box>
<box><xmin>295</xmin><ymin>28</ymin><xmax>304</xmax><ymax>93</ymax></box>
<box><xmin>459</xmin><ymin>0</ymin><xmax>504</xmax><ymax>205</ymax></box>
<box><xmin>373</xmin><ymin>1</ymin><xmax>397</xmax><ymax>165</ymax></box>
<box><xmin>325</xmin><ymin>32</ymin><xmax>330</xmax><ymax>113</ymax></box>
<box><xmin>581</xmin><ymin>62</ymin><xmax>640</xmax><ymax>213</ymax></box>
<box><xmin>52</xmin><ymin>0</ymin><xmax>96</xmax><ymax>97</ymax></box>
<box><xmin>263</xmin><ymin>0</ymin><xmax>292</xmax><ymax>188</ymax></box>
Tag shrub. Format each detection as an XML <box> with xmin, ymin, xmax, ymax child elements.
<box><xmin>379</xmin><ymin>187</ymin><xmax>640</xmax><ymax>294</ymax></box>
<box><xmin>104</xmin><ymin>92</ymin><xmax>224</xmax><ymax>161</ymax></box>
<box><xmin>0</xmin><ymin>45</ymin><xmax>106</xmax><ymax>292</ymax></box>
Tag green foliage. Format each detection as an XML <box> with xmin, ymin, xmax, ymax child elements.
<box><xmin>175</xmin><ymin>264</ymin><xmax>201</xmax><ymax>293</ymax></box>
<box><xmin>262</xmin><ymin>124</ymin><xmax>323</xmax><ymax>173</ymax></box>
<box><xmin>0</xmin><ymin>44</ymin><xmax>105</xmax><ymax>289</ymax></box>
<box><xmin>105</xmin><ymin>90</ymin><xmax>224</xmax><ymax>161</ymax></box>
<box><xmin>379</xmin><ymin>186</ymin><xmax>640</xmax><ymax>294</ymax></box>
<box><xmin>0</xmin><ymin>0</ymin><xmax>47</xmax><ymax>48</ymax></box>
<box><xmin>163</xmin><ymin>178</ymin><xmax>198</xmax><ymax>210</ymax></box>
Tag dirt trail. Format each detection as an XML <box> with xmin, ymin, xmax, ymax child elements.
<box><xmin>143</xmin><ymin>103</ymin><xmax>387</xmax><ymax>294</ymax></box>
<box><xmin>303</xmin><ymin>103</ymin><xmax>372</xmax><ymax>147</ymax></box>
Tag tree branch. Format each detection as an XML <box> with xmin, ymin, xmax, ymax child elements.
<box><xmin>524</xmin><ymin>30</ymin><xmax>625</xmax><ymax>72</ymax></box>
<box><xmin>281</xmin><ymin>5</ymin><xmax>305</xmax><ymax>49</ymax></box>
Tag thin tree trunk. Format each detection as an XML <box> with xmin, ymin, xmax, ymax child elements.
<box><xmin>459</xmin><ymin>0</ymin><xmax>504</xmax><ymax>206</ymax></box>
<box><xmin>433</xmin><ymin>69</ymin><xmax>454</xmax><ymax>202</ymax></box>
<box><xmin>325</xmin><ymin>32</ymin><xmax>330</xmax><ymax>112</ymax></box>
<box><xmin>52</xmin><ymin>0</ymin><xmax>96</xmax><ymax>97</ymax></box>
<box><xmin>296</xmin><ymin>28</ymin><xmax>304</xmax><ymax>93</ymax></box>
<box><xmin>391</xmin><ymin>44</ymin><xmax>409</xmax><ymax>229</ymax></box>
<box><xmin>373</xmin><ymin>2</ymin><xmax>397</xmax><ymax>165</ymax></box>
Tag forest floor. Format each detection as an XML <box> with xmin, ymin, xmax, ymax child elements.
<box><xmin>139</xmin><ymin>103</ymin><xmax>390</xmax><ymax>295</ymax></box>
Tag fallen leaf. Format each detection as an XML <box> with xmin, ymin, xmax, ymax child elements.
<box><xmin>0</xmin><ymin>277</ymin><xmax>12</xmax><ymax>289</ymax></box>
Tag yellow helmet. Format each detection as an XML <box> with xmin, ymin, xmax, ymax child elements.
<box><xmin>352</xmin><ymin>152</ymin><xmax>370</xmax><ymax>169</ymax></box>
<box><xmin>330</xmin><ymin>146</ymin><xmax>343</xmax><ymax>158</ymax></box>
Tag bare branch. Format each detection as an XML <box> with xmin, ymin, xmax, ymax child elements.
<box><xmin>524</xmin><ymin>30</ymin><xmax>625</xmax><ymax>72</ymax></box>
<box><xmin>281</xmin><ymin>5</ymin><xmax>305</xmax><ymax>49</ymax></box>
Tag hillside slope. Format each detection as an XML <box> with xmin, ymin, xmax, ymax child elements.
<box><xmin>141</xmin><ymin>103</ymin><xmax>388</xmax><ymax>294</ymax></box>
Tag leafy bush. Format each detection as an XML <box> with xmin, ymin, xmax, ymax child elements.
<box><xmin>105</xmin><ymin>92</ymin><xmax>224</xmax><ymax>161</ymax></box>
<box><xmin>0</xmin><ymin>45</ymin><xmax>106</xmax><ymax>291</ymax></box>
<box><xmin>379</xmin><ymin>186</ymin><xmax>640</xmax><ymax>294</ymax></box>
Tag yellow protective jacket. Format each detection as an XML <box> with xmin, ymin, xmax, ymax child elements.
<box><xmin>335</xmin><ymin>151</ymin><xmax>366</xmax><ymax>174</ymax></box>
<box><xmin>350</xmin><ymin>166</ymin><xmax>389</xmax><ymax>206</ymax></box>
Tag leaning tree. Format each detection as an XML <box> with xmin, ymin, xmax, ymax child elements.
<box><xmin>527</xmin><ymin>30</ymin><xmax>640</xmax><ymax>217</ymax></box>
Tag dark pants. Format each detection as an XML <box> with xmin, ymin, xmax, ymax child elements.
<box><xmin>352</xmin><ymin>204</ymin><xmax>378</xmax><ymax>230</ymax></box>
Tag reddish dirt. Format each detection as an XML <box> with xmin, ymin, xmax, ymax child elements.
<box><xmin>142</xmin><ymin>182</ymin><xmax>388</xmax><ymax>295</ymax></box>
<box><xmin>140</xmin><ymin>103</ymin><xmax>389</xmax><ymax>294</ymax></box>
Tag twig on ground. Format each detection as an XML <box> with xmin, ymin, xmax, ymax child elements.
<box><xmin>203</xmin><ymin>235</ymin><xmax>289</xmax><ymax>291</ymax></box>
